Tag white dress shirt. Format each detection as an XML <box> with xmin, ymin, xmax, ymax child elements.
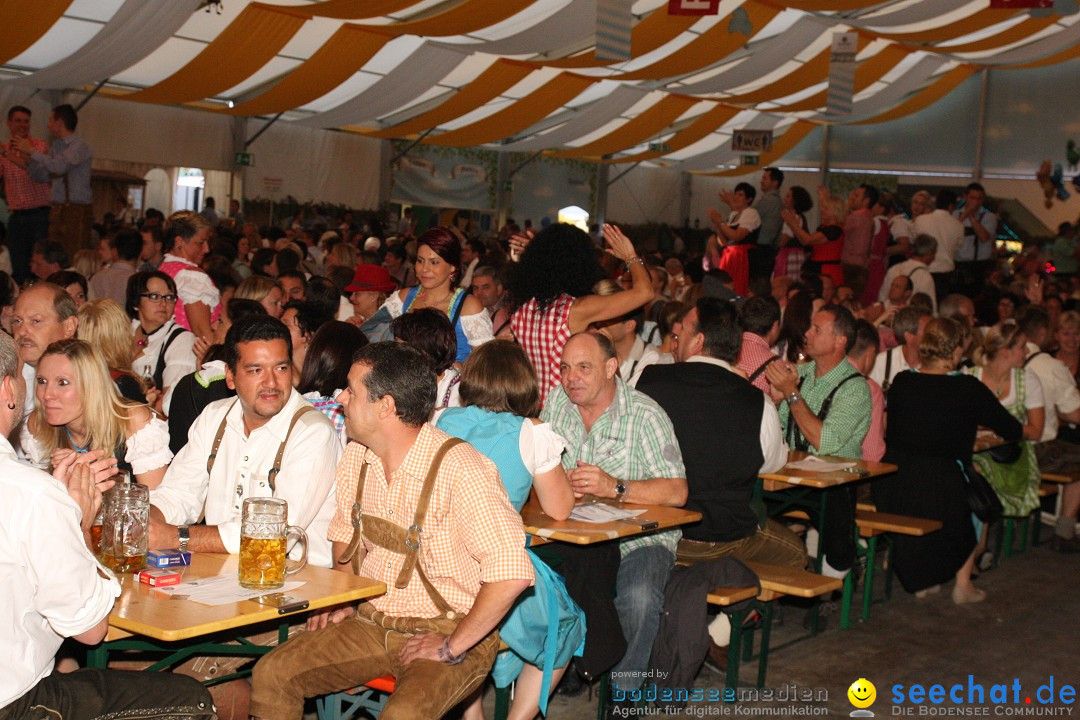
<box><xmin>0</xmin><ymin>435</ymin><xmax>120</xmax><ymax>706</ymax></box>
<box><xmin>620</xmin><ymin>335</ymin><xmax>668</xmax><ymax>387</ymax></box>
<box><xmin>1025</xmin><ymin>342</ymin><xmax>1080</xmax><ymax>442</ymax></box>
<box><xmin>915</xmin><ymin>210</ymin><xmax>965</xmax><ymax>274</ymax></box>
<box><xmin>150</xmin><ymin>390</ymin><xmax>342</xmax><ymax>567</ymax></box>
<box><xmin>870</xmin><ymin>345</ymin><xmax>913</xmax><ymax>389</ymax></box>
<box><xmin>686</xmin><ymin>356</ymin><xmax>787</xmax><ymax>474</ymax></box>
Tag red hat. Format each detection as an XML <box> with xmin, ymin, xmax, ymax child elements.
<box><xmin>345</xmin><ymin>264</ymin><xmax>397</xmax><ymax>293</ymax></box>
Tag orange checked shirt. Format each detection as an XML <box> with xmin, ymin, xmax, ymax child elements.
<box><xmin>328</xmin><ymin>424</ymin><xmax>533</xmax><ymax>619</ymax></box>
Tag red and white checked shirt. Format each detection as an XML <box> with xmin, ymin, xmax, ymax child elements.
<box><xmin>0</xmin><ymin>138</ymin><xmax>50</xmax><ymax>210</ymax></box>
<box><xmin>511</xmin><ymin>293</ymin><xmax>575</xmax><ymax>407</ymax></box>
<box><xmin>737</xmin><ymin>331</ymin><xmax>777</xmax><ymax>394</ymax></box>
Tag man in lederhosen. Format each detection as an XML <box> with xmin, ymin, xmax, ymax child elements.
<box><xmin>250</xmin><ymin>342</ymin><xmax>533</xmax><ymax>720</ymax></box>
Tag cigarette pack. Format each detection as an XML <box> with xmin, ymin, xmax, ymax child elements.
<box><xmin>147</xmin><ymin>549</ymin><xmax>192</xmax><ymax>568</ymax></box>
<box><xmin>136</xmin><ymin>568</ymin><xmax>182</xmax><ymax>587</ymax></box>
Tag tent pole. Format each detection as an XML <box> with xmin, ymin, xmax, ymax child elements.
<box><xmin>973</xmin><ymin>69</ymin><xmax>989</xmax><ymax>182</ymax></box>
<box><xmin>495</xmin><ymin>151</ymin><xmax>510</xmax><ymax>228</ymax></box>
<box><xmin>75</xmin><ymin>78</ymin><xmax>108</xmax><ymax>112</ymax></box>
<box><xmin>245</xmin><ymin>112</ymin><xmax>284</xmax><ymax>150</ymax></box>
<box><xmin>595</xmin><ymin>162</ymin><xmax>611</xmax><ymax>228</ymax></box>
<box><xmin>390</xmin><ymin>129</ymin><xmax>434</xmax><ymax>163</ymax></box>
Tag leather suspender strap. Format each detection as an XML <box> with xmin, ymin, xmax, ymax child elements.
<box><xmin>337</xmin><ymin>459</ymin><xmax>370</xmax><ymax>569</ymax></box>
<box><xmin>267</xmin><ymin>405</ymin><xmax>316</xmax><ymax>493</ymax></box>
<box><xmin>749</xmin><ymin>356</ymin><xmax>778</xmax><ymax>383</ymax></box>
<box><xmin>206</xmin><ymin>399</ymin><xmax>238</xmax><ymax>476</ymax></box>
<box><xmin>395</xmin><ymin>437</ymin><xmax>465</xmax><ymax>590</ymax></box>
<box><xmin>205</xmin><ymin>401</ymin><xmax>315</xmax><ymax>492</ymax></box>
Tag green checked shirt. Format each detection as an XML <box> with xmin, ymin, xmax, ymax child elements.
<box><xmin>542</xmin><ymin>377</ymin><xmax>686</xmax><ymax>557</ymax></box>
<box><xmin>778</xmin><ymin>359</ymin><xmax>872</xmax><ymax>459</ymax></box>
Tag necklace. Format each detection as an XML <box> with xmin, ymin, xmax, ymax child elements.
<box><xmin>136</xmin><ymin>322</ymin><xmax>166</xmax><ymax>348</ymax></box>
<box><xmin>416</xmin><ymin>287</ymin><xmax>454</xmax><ymax>310</ymax></box>
<box><xmin>64</xmin><ymin>426</ymin><xmax>90</xmax><ymax>453</ymax></box>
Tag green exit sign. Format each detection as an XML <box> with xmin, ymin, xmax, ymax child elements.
<box><xmin>649</xmin><ymin>143</ymin><xmax>671</xmax><ymax>153</ymax></box>
<box><xmin>234</xmin><ymin>152</ymin><xmax>255</xmax><ymax>167</ymax></box>
<box><xmin>741</xmin><ymin>154</ymin><xmax>760</xmax><ymax>166</ymax></box>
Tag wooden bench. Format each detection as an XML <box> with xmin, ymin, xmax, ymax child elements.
<box><xmin>705</xmin><ymin>561</ymin><xmax>841</xmax><ymax>690</ymax></box>
<box><xmin>852</xmin><ymin>510</ymin><xmax>942</xmax><ymax>625</ymax></box>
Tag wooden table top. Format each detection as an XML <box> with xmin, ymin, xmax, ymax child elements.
<box><xmin>521</xmin><ymin>499</ymin><xmax>702</xmax><ymax>545</ymax></box>
<box><xmin>106</xmin><ymin>553</ymin><xmax>385</xmax><ymax>642</ymax></box>
<box><xmin>759</xmin><ymin>451</ymin><xmax>897</xmax><ymax>491</ymax></box>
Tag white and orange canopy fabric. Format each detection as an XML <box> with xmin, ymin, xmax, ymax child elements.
<box><xmin>2</xmin><ymin>0</ymin><xmax>1078</xmax><ymax>174</ymax></box>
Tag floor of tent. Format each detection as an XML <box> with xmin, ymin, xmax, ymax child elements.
<box><xmin>472</xmin><ymin>522</ymin><xmax>1079</xmax><ymax>719</ymax></box>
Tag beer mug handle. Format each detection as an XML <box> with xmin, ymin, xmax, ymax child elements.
<box><xmin>284</xmin><ymin>525</ymin><xmax>308</xmax><ymax>575</ymax></box>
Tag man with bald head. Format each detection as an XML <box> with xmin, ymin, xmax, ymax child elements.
<box><xmin>542</xmin><ymin>332</ymin><xmax>686</xmax><ymax>705</ymax></box>
<box><xmin>11</xmin><ymin>282</ymin><xmax>78</xmax><ymax>419</ymax></box>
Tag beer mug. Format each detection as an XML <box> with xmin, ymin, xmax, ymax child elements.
<box><xmin>101</xmin><ymin>482</ymin><xmax>149</xmax><ymax>573</ymax></box>
<box><xmin>239</xmin><ymin>498</ymin><xmax>307</xmax><ymax>590</ymax></box>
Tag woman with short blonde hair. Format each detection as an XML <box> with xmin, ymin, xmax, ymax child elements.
<box><xmin>235</xmin><ymin>275</ymin><xmax>284</xmax><ymax>319</ymax></box>
<box><xmin>77</xmin><ymin>298</ymin><xmax>146</xmax><ymax>403</ymax></box>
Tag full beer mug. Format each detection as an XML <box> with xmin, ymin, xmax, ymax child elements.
<box><xmin>101</xmin><ymin>482</ymin><xmax>149</xmax><ymax>573</ymax></box>
<box><xmin>239</xmin><ymin>498</ymin><xmax>308</xmax><ymax>589</ymax></box>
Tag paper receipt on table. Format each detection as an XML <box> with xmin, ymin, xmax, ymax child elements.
<box><xmin>784</xmin><ymin>456</ymin><xmax>857</xmax><ymax>473</ymax></box>
<box><xmin>569</xmin><ymin>504</ymin><xmax>648</xmax><ymax>523</ymax></box>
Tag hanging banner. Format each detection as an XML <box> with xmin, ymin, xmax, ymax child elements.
<box><xmin>826</xmin><ymin>31</ymin><xmax>858</xmax><ymax>117</ymax></box>
<box><xmin>596</xmin><ymin>0</ymin><xmax>633</xmax><ymax>61</ymax></box>
<box><xmin>667</xmin><ymin>0</ymin><xmax>721</xmax><ymax>15</ymax></box>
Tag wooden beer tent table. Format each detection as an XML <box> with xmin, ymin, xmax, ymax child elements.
<box><xmin>520</xmin><ymin>498</ymin><xmax>702</xmax><ymax>545</ymax></box>
<box><xmin>88</xmin><ymin>552</ymin><xmax>386</xmax><ymax>678</ymax></box>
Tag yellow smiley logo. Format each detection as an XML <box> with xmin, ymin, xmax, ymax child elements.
<box><xmin>848</xmin><ymin>678</ymin><xmax>877</xmax><ymax>709</ymax></box>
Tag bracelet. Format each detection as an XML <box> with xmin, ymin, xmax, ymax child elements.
<box><xmin>438</xmin><ymin>637</ymin><xmax>467</xmax><ymax>665</ymax></box>
<box><xmin>624</xmin><ymin>256</ymin><xmax>644</xmax><ymax>271</ymax></box>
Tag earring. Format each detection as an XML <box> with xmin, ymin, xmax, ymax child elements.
<box><xmin>6</xmin><ymin>402</ymin><xmax>14</xmax><ymax>410</ymax></box>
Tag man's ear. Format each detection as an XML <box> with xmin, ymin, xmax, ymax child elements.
<box><xmin>224</xmin><ymin>365</ymin><xmax>236</xmax><ymax>391</ymax></box>
<box><xmin>63</xmin><ymin>316</ymin><xmax>78</xmax><ymax>340</ymax></box>
<box><xmin>379</xmin><ymin>394</ymin><xmax>397</xmax><ymax>420</ymax></box>
<box><xmin>605</xmin><ymin>356</ymin><xmax>619</xmax><ymax>379</ymax></box>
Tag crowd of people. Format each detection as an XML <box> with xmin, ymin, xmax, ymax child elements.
<box><xmin>4</xmin><ymin>103</ymin><xmax>1080</xmax><ymax>720</ymax></box>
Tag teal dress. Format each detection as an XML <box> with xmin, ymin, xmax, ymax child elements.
<box><xmin>437</xmin><ymin>406</ymin><xmax>585</xmax><ymax>714</ymax></box>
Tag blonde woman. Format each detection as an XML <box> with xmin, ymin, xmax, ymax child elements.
<box><xmin>234</xmin><ymin>275</ymin><xmax>284</xmax><ymax>319</ymax></box>
<box><xmin>26</xmin><ymin>339</ymin><xmax>172</xmax><ymax>488</ymax></box>
<box><xmin>77</xmin><ymin>298</ymin><xmax>147</xmax><ymax>404</ymax></box>
<box><xmin>969</xmin><ymin>323</ymin><xmax>1045</xmax><ymax>519</ymax></box>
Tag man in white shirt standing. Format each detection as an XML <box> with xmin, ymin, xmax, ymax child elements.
<box><xmin>0</xmin><ymin>331</ymin><xmax>214</xmax><ymax>718</ymax></box>
<box><xmin>149</xmin><ymin>314</ymin><xmax>342</xmax><ymax>568</ymax></box>
<box><xmin>952</xmin><ymin>182</ymin><xmax>997</xmax><ymax>297</ymax></box>
<box><xmin>915</xmin><ymin>189</ymin><xmax>964</xmax><ymax>300</ymax></box>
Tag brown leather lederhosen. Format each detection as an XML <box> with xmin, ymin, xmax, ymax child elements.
<box><xmin>338</xmin><ymin>437</ymin><xmax>495</xmax><ymax>639</ymax></box>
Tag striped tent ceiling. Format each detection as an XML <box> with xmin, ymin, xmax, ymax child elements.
<box><xmin>3</xmin><ymin>0</ymin><xmax>1079</xmax><ymax>174</ymax></box>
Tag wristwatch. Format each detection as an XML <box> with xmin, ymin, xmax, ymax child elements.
<box><xmin>786</xmin><ymin>392</ymin><xmax>801</xmax><ymax>407</ymax></box>
<box><xmin>614</xmin><ymin>480</ymin><xmax>628</xmax><ymax>502</ymax></box>
<box><xmin>177</xmin><ymin>524</ymin><xmax>190</xmax><ymax>552</ymax></box>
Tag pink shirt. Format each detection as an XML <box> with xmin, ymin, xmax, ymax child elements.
<box><xmin>862</xmin><ymin>377</ymin><xmax>886</xmax><ymax>462</ymax></box>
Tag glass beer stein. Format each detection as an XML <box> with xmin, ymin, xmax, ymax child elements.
<box><xmin>239</xmin><ymin>498</ymin><xmax>308</xmax><ymax>590</ymax></box>
<box><xmin>101</xmin><ymin>482</ymin><xmax>150</xmax><ymax>573</ymax></box>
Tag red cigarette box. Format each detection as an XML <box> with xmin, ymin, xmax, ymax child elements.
<box><xmin>136</xmin><ymin>568</ymin><xmax>182</xmax><ymax>587</ymax></box>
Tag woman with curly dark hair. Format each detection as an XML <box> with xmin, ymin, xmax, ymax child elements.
<box><xmin>508</xmin><ymin>223</ymin><xmax>652</xmax><ymax>405</ymax></box>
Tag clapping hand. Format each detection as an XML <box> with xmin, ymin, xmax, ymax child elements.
<box><xmin>602</xmin><ymin>224</ymin><xmax>636</xmax><ymax>263</ymax></box>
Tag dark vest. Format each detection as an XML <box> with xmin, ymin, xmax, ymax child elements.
<box><xmin>637</xmin><ymin>361</ymin><xmax>765</xmax><ymax>542</ymax></box>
